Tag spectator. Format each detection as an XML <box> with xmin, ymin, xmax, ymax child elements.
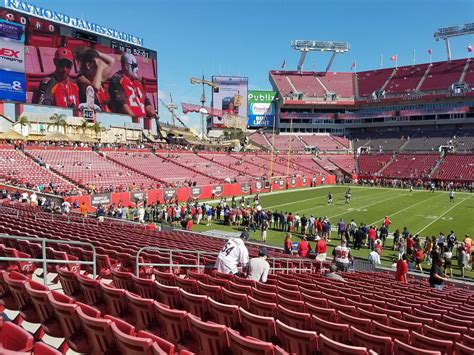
<box><xmin>261</xmin><ymin>218</ymin><xmax>268</xmax><ymax>243</ymax></box>
<box><xmin>457</xmin><ymin>244</ymin><xmax>468</xmax><ymax>278</ymax></box>
<box><xmin>368</xmin><ymin>247</ymin><xmax>381</xmax><ymax>265</ymax></box>
<box><xmin>297</xmin><ymin>236</ymin><xmax>311</xmax><ymax>258</ymax></box>
<box><xmin>414</xmin><ymin>241</ymin><xmax>424</xmax><ymax>274</ymax></box>
<box><xmin>441</xmin><ymin>246</ymin><xmax>453</xmax><ymax>278</ymax></box>
<box><xmin>324</xmin><ymin>265</ymin><xmax>346</xmax><ymax>282</ymax></box>
<box><xmin>215</xmin><ymin>231</ymin><xmax>249</xmax><ymax>275</ymax></box>
<box><xmin>395</xmin><ymin>254</ymin><xmax>408</xmax><ymax>283</ymax></box>
<box><xmin>80</xmin><ymin>202</ymin><xmax>88</xmax><ymax>217</ymax></box>
<box><xmin>248</xmin><ymin>247</ymin><xmax>270</xmax><ymax>283</ymax></box>
<box><xmin>392</xmin><ymin>228</ymin><xmax>400</xmax><ymax>251</ymax></box>
<box><xmin>429</xmin><ymin>257</ymin><xmax>447</xmax><ymax>290</ymax></box>
<box><xmin>332</xmin><ymin>241</ymin><xmax>353</xmax><ymax>272</ymax></box>
<box><xmin>283</xmin><ymin>233</ymin><xmax>293</xmax><ymax>255</ymax></box>
<box><xmin>315</xmin><ymin>235</ymin><xmax>327</xmax><ymax>262</ymax></box>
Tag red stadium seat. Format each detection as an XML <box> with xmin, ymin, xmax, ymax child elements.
<box><xmin>3</xmin><ymin>271</ymin><xmax>40</xmax><ymax>323</ymax></box>
<box><xmin>338</xmin><ymin>311</ymin><xmax>372</xmax><ymax>332</ymax></box>
<box><xmin>55</xmin><ymin>266</ymin><xmax>84</xmax><ymax>301</ymax></box>
<box><xmin>187</xmin><ymin>313</ymin><xmax>230</xmax><ymax>354</ymax></box>
<box><xmin>153</xmin><ymin>271</ymin><xmax>176</xmax><ymax>286</ymax></box>
<box><xmin>306</xmin><ymin>303</ymin><xmax>337</xmax><ymax>321</ymax></box>
<box><xmin>277</xmin><ymin>304</ymin><xmax>312</xmax><ymax>330</ymax></box>
<box><xmin>251</xmin><ymin>287</ymin><xmax>277</xmax><ymax>302</ymax></box>
<box><xmin>33</xmin><ymin>342</ymin><xmax>62</xmax><ymax>355</ymax></box>
<box><xmin>393</xmin><ymin>338</ymin><xmax>441</xmax><ymax>355</ymax></box>
<box><xmin>423</xmin><ymin>324</ymin><xmax>462</xmax><ymax>342</ymax></box>
<box><xmin>312</xmin><ymin>315</ymin><xmax>350</xmax><ymax>343</ymax></box>
<box><xmin>99</xmin><ymin>281</ymin><xmax>131</xmax><ymax>321</ymax></box>
<box><xmin>154</xmin><ymin>281</ymin><xmax>182</xmax><ymax>309</ymax></box>
<box><xmin>125</xmin><ymin>291</ymin><xmax>158</xmax><ymax>332</ymax></box>
<box><xmin>276</xmin><ymin>319</ymin><xmax>319</xmax><ymax>354</ymax></box>
<box><xmin>196</xmin><ymin>281</ymin><xmax>223</xmax><ymax>302</ymax></box>
<box><xmin>153</xmin><ymin>302</ymin><xmax>191</xmax><ymax>345</ymax></box>
<box><xmin>301</xmin><ymin>293</ymin><xmax>328</xmax><ymax>307</ymax></box>
<box><xmin>248</xmin><ymin>295</ymin><xmax>277</xmax><ymax>317</ymax></box>
<box><xmin>278</xmin><ymin>294</ymin><xmax>306</xmax><ymax>312</ymax></box>
<box><xmin>110</xmin><ymin>268</ymin><xmax>134</xmax><ymax>292</ymax></box>
<box><xmin>411</xmin><ymin>331</ymin><xmax>454</xmax><ymax>354</ymax></box>
<box><xmin>222</xmin><ymin>288</ymin><xmax>249</xmax><ymax>309</ymax></box>
<box><xmin>0</xmin><ymin>320</ymin><xmax>34</xmax><ymax>352</ymax></box>
<box><xmin>357</xmin><ymin>307</ymin><xmax>389</xmax><ymax>325</ymax></box>
<box><xmin>180</xmin><ymin>289</ymin><xmax>209</xmax><ymax>320</ymax></box>
<box><xmin>76</xmin><ymin>274</ymin><xmax>108</xmax><ymax>314</ymax></box>
<box><xmin>319</xmin><ymin>333</ymin><xmax>368</xmax><ymax>355</ymax></box>
<box><xmin>175</xmin><ymin>277</ymin><xmax>199</xmax><ymax>293</ymax></box>
<box><xmin>208</xmin><ymin>297</ymin><xmax>241</xmax><ymax>329</ymax></box>
<box><xmin>328</xmin><ymin>300</ymin><xmax>357</xmax><ymax>316</ymax></box>
<box><xmin>110</xmin><ymin>321</ymin><xmax>155</xmax><ymax>355</ymax></box>
<box><xmin>388</xmin><ymin>316</ymin><xmax>423</xmax><ymax>333</ymax></box>
<box><xmin>239</xmin><ymin>307</ymin><xmax>277</xmax><ymax>343</ymax></box>
<box><xmin>455</xmin><ymin>342</ymin><xmax>474</xmax><ymax>355</ymax></box>
<box><xmin>131</xmin><ymin>274</ymin><xmax>157</xmax><ymax>299</ymax></box>
<box><xmin>350</xmin><ymin>326</ymin><xmax>393</xmax><ymax>355</ymax></box>
<box><xmin>228</xmin><ymin>327</ymin><xmax>275</xmax><ymax>355</ymax></box>
<box><xmin>372</xmin><ymin>321</ymin><xmax>410</xmax><ymax>343</ymax></box>
<box><xmin>139</xmin><ymin>330</ymin><xmax>175</xmax><ymax>355</ymax></box>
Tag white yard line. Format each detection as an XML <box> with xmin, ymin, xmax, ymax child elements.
<box><xmin>369</xmin><ymin>193</ymin><xmax>444</xmax><ymax>226</ymax></box>
<box><xmin>267</xmin><ymin>190</ymin><xmax>348</xmax><ymax>210</ymax></box>
<box><xmin>416</xmin><ymin>196</ymin><xmax>471</xmax><ymax>234</ymax></box>
<box><xmin>350</xmin><ymin>185</ymin><xmax>473</xmax><ymax>196</ymax></box>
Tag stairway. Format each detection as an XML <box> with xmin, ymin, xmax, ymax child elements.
<box><xmin>196</xmin><ymin>153</ymin><xmax>258</xmax><ymax>177</ymax></box>
<box><xmin>428</xmin><ymin>154</ymin><xmax>445</xmax><ymax>178</ymax></box>
<box><xmin>285</xmin><ymin>76</ymin><xmax>297</xmax><ymax>93</ymax></box>
<box><xmin>377</xmin><ymin>153</ymin><xmax>397</xmax><ymax>175</ymax></box>
<box><xmin>459</xmin><ymin>59</ymin><xmax>471</xmax><ymax>83</ymax></box>
<box><xmin>415</xmin><ymin>65</ymin><xmax>432</xmax><ymax>91</ymax></box>
<box><xmin>380</xmin><ymin>68</ymin><xmax>397</xmax><ymax>92</ymax></box>
<box><xmin>353</xmin><ymin>73</ymin><xmax>359</xmax><ymax>98</ymax></box>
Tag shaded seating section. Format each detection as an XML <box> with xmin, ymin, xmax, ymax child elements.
<box><xmin>402</xmin><ymin>130</ymin><xmax>454</xmax><ymax>151</ymax></box>
<box><xmin>433</xmin><ymin>154</ymin><xmax>474</xmax><ymax>181</ymax></box>
<box><xmin>454</xmin><ymin>129</ymin><xmax>474</xmax><ymax>152</ymax></box>
<box><xmin>0</xmin><ymin>149</ymin><xmax>75</xmax><ymax>192</ymax></box>
<box><xmin>380</xmin><ymin>154</ymin><xmax>439</xmax><ymax>179</ymax></box>
<box><xmin>26</xmin><ymin>148</ymin><xmax>159</xmax><ymax>191</ymax></box>
<box><xmin>357</xmin><ymin>154</ymin><xmax>393</xmax><ymax>175</ymax></box>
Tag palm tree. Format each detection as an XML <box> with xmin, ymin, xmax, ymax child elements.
<box><xmin>80</xmin><ymin>119</ymin><xmax>90</xmax><ymax>134</ymax></box>
<box><xmin>48</xmin><ymin>113</ymin><xmax>68</xmax><ymax>134</ymax></box>
<box><xmin>17</xmin><ymin>115</ymin><xmax>31</xmax><ymax>137</ymax></box>
<box><xmin>89</xmin><ymin>122</ymin><xmax>104</xmax><ymax>140</ymax></box>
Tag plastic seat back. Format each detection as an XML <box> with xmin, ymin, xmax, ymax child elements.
<box><xmin>350</xmin><ymin>326</ymin><xmax>393</xmax><ymax>355</ymax></box>
<box><xmin>228</xmin><ymin>327</ymin><xmax>275</xmax><ymax>355</ymax></box>
<box><xmin>125</xmin><ymin>291</ymin><xmax>157</xmax><ymax>331</ymax></box>
<box><xmin>187</xmin><ymin>313</ymin><xmax>230</xmax><ymax>355</ymax></box>
<box><xmin>276</xmin><ymin>319</ymin><xmax>319</xmax><ymax>355</ymax></box>
<box><xmin>240</xmin><ymin>307</ymin><xmax>277</xmax><ymax>343</ymax></box>
<box><xmin>312</xmin><ymin>314</ymin><xmax>350</xmax><ymax>343</ymax></box>
<box><xmin>154</xmin><ymin>302</ymin><xmax>190</xmax><ymax>344</ymax></box>
<box><xmin>208</xmin><ymin>297</ymin><xmax>241</xmax><ymax>329</ymax></box>
<box><xmin>0</xmin><ymin>321</ymin><xmax>34</xmax><ymax>352</ymax></box>
<box><xmin>319</xmin><ymin>333</ymin><xmax>368</xmax><ymax>355</ymax></box>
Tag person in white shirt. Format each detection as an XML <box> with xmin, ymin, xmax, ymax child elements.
<box><xmin>368</xmin><ymin>247</ymin><xmax>381</xmax><ymax>265</ymax></box>
<box><xmin>61</xmin><ymin>200</ymin><xmax>71</xmax><ymax>214</ymax></box>
<box><xmin>21</xmin><ymin>191</ymin><xmax>29</xmax><ymax>203</ymax></box>
<box><xmin>248</xmin><ymin>247</ymin><xmax>270</xmax><ymax>282</ymax></box>
<box><xmin>215</xmin><ymin>231</ymin><xmax>250</xmax><ymax>275</ymax></box>
<box><xmin>332</xmin><ymin>241</ymin><xmax>353</xmax><ymax>272</ymax></box>
<box><xmin>138</xmin><ymin>205</ymin><xmax>145</xmax><ymax>223</ymax></box>
<box><xmin>30</xmin><ymin>192</ymin><xmax>38</xmax><ymax>206</ymax></box>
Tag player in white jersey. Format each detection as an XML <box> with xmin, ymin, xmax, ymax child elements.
<box><xmin>215</xmin><ymin>230</ymin><xmax>250</xmax><ymax>275</ymax></box>
<box><xmin>332</xmin><ymin>241</ymin><xmax>353</xmax><ymax>272</ymax></box>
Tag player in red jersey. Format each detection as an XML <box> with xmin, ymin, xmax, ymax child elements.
<box><xmin>108</xmin><ymin>53</ymin><xmax>157</xmax><ymax>120</ymax></box>
<box><xmin>33</xmin><ymin>48</ymin><xmax>79</xmax><ymax>108</ymax></box>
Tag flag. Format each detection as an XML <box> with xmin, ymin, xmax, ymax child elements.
<box><xmin>351</xmin><ymin>61</ymin><xmax>356</xmax><ymax>69</ymax></box>
<box><xmin>281</xmin><ymin>59</ymin><xmax>286</xmax><ymax>69</ymax></box>
<box><xmin>468</xmin><ymin>45</ymin><xmax>473</xmax><ymax>53</ymax></box>
<box><xmin>428</xmin><ymin>49</ymin><xmax>432</xmax><ymax>55</ymax></box>
<box><xmin>390</xmin><ymin>55</ymin><xmax>397</xmax><ymax>61</ymax></box>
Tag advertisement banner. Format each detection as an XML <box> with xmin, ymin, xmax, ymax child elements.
<box><xmin>0</xmin><ymin>36</ymin><xmax>24</xmax><ymax>71</ymax></box>
<box><xmin>211</xmin><ymin>76</ymin><xmax>248</xmax><ymax>128</ymax></box>
<box><xmin>247</xmin><ymin>90</ymin><xmax>276</xmax><ymax>128</ymax></box>
<box><xmin>130</xmin><ymin>190</ymin><xmax>146</xmax><ymax>203</ymax></box>
<box><xmin>191</xmin><ymin>186</ymin><xmax>201</xmax><ymax>198</ymax></box>
<box><xmin>212</xmin><ymin>185</ymin><xmax>223</xmax><ymax>197</ymax></box>
<box><xmin>254</xmin><ymin>180</ymin><xmax>263</xmax><ymax>191</ymax></box>
<box><xmin>240</xmin><ymin>182</ymin><xmax>251</xmax><ymax>193</ymax></box>
<box><xmin>0</xmin><ymin>68</ymin><xmax>25</xmax><ymax>101</ymax></box>
<box><xmin>164</xmin><ymin>188</ymin><xmax>177</xmax><ymax>201</ymax></box>
<box><xmin>90</xmin><ymin>193</ymin><xmax>111</xmax><ymax>207</ymax></box>
<box><xmin>0</xmin><ymin>8</ymin><xmax>158</xmax><ymax>115</ymax></box>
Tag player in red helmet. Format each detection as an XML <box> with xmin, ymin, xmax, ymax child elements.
<box><xmin>108</xmin><ymin>52</ymin><xmax>157</xmax><ymax>120</ymax></box>
<box><xmin>33</xmin><ymin>48</ymin><xmax>79</xmax><ymax>108</ymax></box>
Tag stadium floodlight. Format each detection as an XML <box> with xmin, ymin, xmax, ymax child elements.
<box><xmin>290</xmin><ymin>40</ymin><xmax>350</xmax><ymax>72</ymax></box>
<box><xmin>434</xmin><ymin>23</ymin><xmax>474</xmax><ymax>60</ymax></box>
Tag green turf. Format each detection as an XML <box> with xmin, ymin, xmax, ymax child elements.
<box><xmin>192</xmin><ymin>185</ymin><xmax>474</xmax><ymax>279</ymax></box>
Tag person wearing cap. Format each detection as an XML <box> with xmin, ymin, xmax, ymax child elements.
<box><xmin>108</xmin><ymin>52</ymin><xmax>157</xmax><ymax>120</ymax></box>
<box><xmin>315</xmin><ymin>235</ymin><xmax>327</xmax><ymax>262</ymax></box>
<box><xmin>214</xmin><ymin>231</ymin><xmax>249</xmax><ymax>275</ymax></box>
<box><xmin>297</xmin><ymin>236</ymin><xmax>311</xmax><ymax>258</ymax></box>
<box><xmin>248</xmin><ymin>247</ymin><xmax>270</xmax><ymax>283</ymax></box>
<box><xmin>33</xmin><ymin>47</ymin><xmax>79</xmax><ymax>108</ymax></box>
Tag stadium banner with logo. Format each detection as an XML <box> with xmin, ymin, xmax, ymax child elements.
<box><xmin>211</xmin><ymin>76</ymin><xmax>248</xmax><ymax>128</ymax></box>
<box><xmin>191</xmin><ymin>186</ymin><xmax>201</xmax><ymax>198</ymax></box>
<box><xmin>163</xmin><ymin>188</ymin><xmax>177</xmax><ymax>201</ymax></box>
<box><xmin>0</xmin><ymin>18</ymin><xmax>25</xmax><ymax>102</ymax></box>
<box><xmin>130</xmin><ymin>190</ymin><xmax>146</xmax><ymax>203</ymax></box>
<box><xmin>90</xmin><ymin>193</ymin><xmax>112</xmax><ymax>207</ymax></box>
<box><xmin>247</xmin><ymin>90</ymin><xmax>276</xmax><ymax>128</ymax></box>
<box><xmin>0</xmin><ymin>7</ymin><xmax>158</xmax><ymax>115</ymax></box>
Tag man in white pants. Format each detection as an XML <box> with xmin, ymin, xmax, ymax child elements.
<box><xmin>215</xmin><ymin>231</ymin><xmax>250</xmax><ymax>275</ymax></box>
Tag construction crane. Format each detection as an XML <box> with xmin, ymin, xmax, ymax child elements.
<box><xmin>159</xmin><ymin>94</ymin><xmax>189</xmax><ymax>129</ymax></box>
<box><xmin>190</xmin><ymin>75</ymin><xmax>219</xmax><ymax>138</ymax></box>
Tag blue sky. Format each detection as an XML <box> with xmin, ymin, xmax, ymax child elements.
<box><xmin>13</xmin><ymin>0</ymin><xmax>474</xmax><ymax>129</ymax></box>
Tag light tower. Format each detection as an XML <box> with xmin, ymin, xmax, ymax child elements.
<box><xmin>434</xmin><ymin>23</ymin><xmax>474</xmax><ymax>61</ymax></box>
<box><xmin>291</xmin><ymin>40</ymin><xmax>350</xmax><ymax>72</ymax></box>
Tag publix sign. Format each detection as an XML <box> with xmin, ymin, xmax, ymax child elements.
<box><xmin>247</xmin><ymin>90</ymin><xmax>276</xmax><ymax>128</ymax></box>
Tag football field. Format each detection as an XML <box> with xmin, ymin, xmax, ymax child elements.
<box><xmin>192</xmin><ymin>185</ymin><xmax>474</xmax><ymax>279</ymax></box>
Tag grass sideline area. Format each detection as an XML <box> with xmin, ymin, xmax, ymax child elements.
<box><xmin>191</xmin><ymin>185</ymin><xmax>474</xmax><ymax>279</ymax></box>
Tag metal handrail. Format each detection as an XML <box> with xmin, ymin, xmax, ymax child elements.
<box><xmin>0</xmin><ymin>234</ymin><xmax>96</xmax><ymax>285</ymax></box>
<box><xmin>136</xmin><ymin>246</ymin><xmax>314</xmax><ymax>277</ymax></box>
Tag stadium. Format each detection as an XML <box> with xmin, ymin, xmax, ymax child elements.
<box><xmin>0</xmin><ymin>1</ymin><xmax>473</xmax><ymax>354</ymax></box>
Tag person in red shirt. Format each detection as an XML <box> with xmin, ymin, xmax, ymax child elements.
<box><xmin>368</xmin><ymin>226</ymin><xmax>377</xmax><ymax>250</ymax></box>
<box><xmin>374</xmin><ymin>239</ymin><xmax>383</xmax><ymax>255</ymax></box>
<box><xmin>33</xmin><ymin>48</ymin><xmax>79</xmax><ymax>108</ymax></box>
<box><xmin>315</xmin><ymin>235</ymin><xmax>327</xmax><ymax>262</ymax></box>
<box><xmin>414</xmin><ymin>241</ymin><xmax>424</xmax><ymax>274</ymax></box>
<box><xmin>283</xmin><ymin>233</ymin><xmax>293</xmax><ymax>255</ymax></box>
<box><xmin>108</xmin><ymin>52</ymin><xmax>157</xmax><ymax>120</ymax></box>
<box><xmin>383</xmin><ymin>216</ymin><xmax>391</xmax><ymax>228</ymax></box>
<box><xmin>395</xmin><ymin>254</ymin><xmax>409</xmax><ymax>283</ymax></box>
<box><xmin>297</xmin><ymin>236</ymin><xmax>311</xmax><ymax>258</ymax></box>
<box><xmin>186</xmin><ymin>218</ymin><xmax>193</xmax><ymax>231</ymax></box>
<box><xmin>287</xmin><ymin>213</ymin><xmax>294</xmax><ymax>232</ymax></box>
<box><xmin>406</xmin><ymin>235</ymin><xmax>415</xmax><ymax>256</ymax></box>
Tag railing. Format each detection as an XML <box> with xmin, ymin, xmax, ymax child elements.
<box><xmin>0</xmin><ymin>234</ymin><xmax>96</xmax><ymax>285</ymax></box>
<box><xmin>135</xmin><ymin>247</ymin><xmax>313</xmax><ymax>277</ymax></box>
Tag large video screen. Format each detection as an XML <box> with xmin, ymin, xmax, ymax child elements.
<box><xmin>211</xmin><ymin>76</ymin><xmax>248</xmax><ymax>128</ymax></box>
<box><xmin>0</xmin><ymin>7</ymin><xmax>158</xmax><ymax>119</ymax></box>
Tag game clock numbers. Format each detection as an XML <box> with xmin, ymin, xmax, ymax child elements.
<box><xmin>111</xmin><ymin>41</ymin><xmax>149</xmax><ymax>58</ymax></box>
